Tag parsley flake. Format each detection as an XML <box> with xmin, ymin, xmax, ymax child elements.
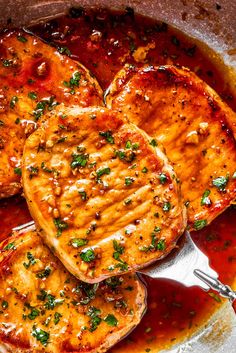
<box><xmin>104</xmin><ymin>314</ymin><xmax>118</xmax><ymax>327</ymax></box>
<box><xmin>212</xmin><ymin>176</ymin><xmax>229</xmax><ymax>191</ymax></box>
<box><xmin>99</xmin><ymin>130</ymin><xmax>114</xmax><ymax>144</ymax></box>
<box><xmin>80</xmin><ymin>248</ymin><xmax>95</xmax><ymax>262</ymax></box>
<box><xmin>193</xmin><ymin>219</ymin><xmax>207</xmax><ymax>230</ymax></box>
<box><xmin>32</xmin><ymin>326</ymin><xmax>49</xmax><ymax>347</ymax></box>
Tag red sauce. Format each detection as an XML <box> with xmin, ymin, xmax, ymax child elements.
<box><xmin>1</xmin><ymin>7</ymin><xmax>235</xmax><ymax>352</ymax></box>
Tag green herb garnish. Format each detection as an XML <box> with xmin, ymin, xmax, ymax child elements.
<box><xmin>32</xmin><ymin>326</ymin><xmax>49</xmax><ymax>347</ymax></box>
<box><xmin>193</xmin><ymin>219</ymin><xmax>207</xmax><ymax>230</ymax></box>
<box><xmin>23</xmin><ymin>252</ymin><xmax>36</xmax><ymax>269</ymax></box>
<box><xmin>212</xmin><ymin>176</ymin><xmax>229</xmax><ymax>191</ymax></box>
<box><xmin>201</xmin><ymin>189</ymin><xmax>211</xmax><ymax>206</ymax></box>
<box><xmin>10</xmin><ymin>96</ymin><xmax>18</xmax><ymax>109</ymax></box>
<box><xmin>104</xmin><ymin>314</ymin><xmax>118</xmax><ymax>327</ymax></box>
<box><xmin>99</xmin><ymin>131</ymin><xmax>114</xmax><ymax>144</ymax></box>
<box><xmin>36</xmin><ymin>266</ymin><xmax>51</xmax><ymax>279</ymax></box>
<box><xmin>28</xmin><ymin>91</ymin><xmax>37</xmax><ymax>100</ymax></box>
<box><xmin>69</xmin><ymin>238</ymin><xmax>88</xmax><ymax>248</ymax></box>
<box><xmin>53</xmin><ymin>218</ymin><xmax>68</xmax><ymax>236</ymax></box>
<box><xmin>80</xmin><ymin>249</ymin><xmax>95</xmax><ymax>262</ymax></box>
<box><xmin>71</xmin><ymin>153</ymin><xmax>89</xmax><ymax>169</ymax></box>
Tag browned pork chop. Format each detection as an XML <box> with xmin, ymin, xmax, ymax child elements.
<box><xmin>22</xmin><ymin>106</ymin><xmax>186</xmax><ymax>283</ymax></box>
<box><xmin>0</xmin><ymin>30</ymin><xmax>103</xmax><ymax>199</ymax></box>
<box><xmin>105</xmin><ymin>65</ymin><xmax>236</xmax><ymax>230</ymax></box>
<box><xmin>0</xmin><ymin>229</ymin><xmax>146</xmax><ymax>352</ymax></box>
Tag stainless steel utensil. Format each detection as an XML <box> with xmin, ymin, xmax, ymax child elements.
<box><xmin>139</xmin><ymin>230</ymin><xmax>236</xmax><ymax>303</ymax></box>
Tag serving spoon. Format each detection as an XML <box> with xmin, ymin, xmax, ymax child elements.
<box><xmin>139</xmin><ymin>230</ymin><xmax>236</xmax><ymax>304</ymax></box>
<box><xmin>13</xmin><ymin>222</ymin><xmax>236</xmax><ymax>303</ymax></box>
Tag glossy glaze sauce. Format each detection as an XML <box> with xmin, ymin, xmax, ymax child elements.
<box><xmin>0</xmin><ymin>7</ymin><xmax>236</xmax><ymax>352</ymax></box>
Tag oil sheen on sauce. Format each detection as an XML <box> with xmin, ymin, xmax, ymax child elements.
<box><xmin>0</xmin><ymin>7</ymin><xmax>236</xmax><ymax>352</ymax></box>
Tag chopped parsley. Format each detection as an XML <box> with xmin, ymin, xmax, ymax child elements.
<box><xmin>23</xmin><ymin>252</ymin><xmax>36</xmax><ymax>269</ymax></box>
<box><xmin>208</xmin><ymin>292</ymin><xmax>221</xmax><ymax>303</ymax></box>
<box><xmin>2</xmin><ymin>59</ymin><xmax>12</xmax><ymax>67</ymax></box>
<box><xmin>149</xmin><ymin>139</ymin><xmax>158</xmax><ymax>147</ymax></box>
<box><xmin>28</xmin><ymin>166</ymin><xmax>39</xmax><ymax>179</ymax></box>
<box><xmin>99</xmin><ymin>130</ymin><xmax>114</xmax><ymax>144</ymax></box>
<box><xmin>54</xmin><ymin>312</ymin><xmax>62</xmax><ymax>325</ymax></box>
<box><xmin>113</xmin><ymin>240</ymin><xmax>124</xmax><ymax>260</ymax></box>
<box><xmin>71</xmin><ymin>153</ymin><xmax>89</xmax><ymax>169</ymax></box>
<box><xmin>125</xmin><ymin>140</ymin><xmax>139</xmax><ymax>150</ymax></box>
<box><xmin>32</xmin><ymin>326</ymin><xmax>49</xmax><ymax>347</ymax></box>
<box><xmin>124</xmin><ymin>198</ymin><xmax>132</xmax><ymax>205</ymax></box>
<box><xmin>33</xmin><ymin>97</ymin><xmax>58</xmax><ymax>121</ymax></box>
<box><xmin>63</xmin><ymin>71</ymin><xmax>81</xmax><ymax>94</ymax></box>
<box><xmin>156</xmin><ymin>238</ymin><xmax>166</xmax><ymax>250</ymax></box>
<box><xmin>162</xmin><ymin>202</ymin><xmax>171</xmax><ymax>212</ymax></box>
<box><xmin>80</xmin><ymin>248</ymin><xmax>95</xmax><ymax>262</ymax></box>
<box><xmin>37</xmin><ymin>290</ymin><xmax>64</xmax><ymax>311</ymax></box>
<box><xmin>1</xmin><ymin>300</ymin><xmax>8</xmax><ymax>309</ymax></box>
<box><xmin>36</xmin><ymin>266</ymin><xmax>51</xmax><ymax>279</ymax></box>
<box><xmin>125</xmin><ymin>177</ymin><xmax>134</xmax><ymax>186</ymax></box>
<box><xmin>79</xmin><ymin>283</ymin><xmax>99</xmax><ymax>305</ymax></box>
<box><xmin>139</xmin><ymin>228</ymin><xmax>165</xmax><ymax>252</ymax></box>
<box><xmin>87</xmin><ymin>306</ymin><xmax>102</xmax><ymax>332</ymax></box>
<box><xmin>212</xmin><ymin>176</ymin><xmax>229</xmax><ymax>191</ymax></box>
<box><xmin>193</xmin><ymin>219</ymin><xmax>207</xmax><ymax>230</ymax></box>
<box><xmin>28</xmin><ymin>91</ymin><xmax>37</xmax><ymax>100</ymax></box>
<box><xmin>3</xmin><ymin>242</ymin><xmax>16</xmax><ymax>250</ymax></box>
<box><xmin>17</xmin><ymin>35</ymin><xmax>28</xmax><ymax>43</ymax></box>
<box><xmin>105</xmin><ymin>277</ymin><xmax>123</xmax><ymax>289</ymax></box>
<box><xmin>41</xmin><ymin>162</ymin><xmax>53</xmax><ymax>173</ymax></box>
<box><xmin>112</xmin><ymin>240</ymin><xmax>128</xmax><ymax>271</ymax></box>
<box><xmin>142</xmin><ymin>167</ymin><xmax>148</xmax><ymax>173</ymax></box>
<box><xmin>28</xmin><ymin>308</ymin><xmax>40</xmax><ymax>320</ymax></box>
<box><xmin>53</xmin><ymin>218</ymin><xmax>68</xmax><ymax>236</ymax></box>
<box><xmin>78</xmin><ymin>190</ymin><xmax>87</xmax><ymax>201</ymax></box>
<box><xmin>96</xmin><ymin>167</ymin><xmax>111</xmax><ymax>179</ymax></box>
<box><xmin>159</xmin><ymin>173</ymin><xmax>168</xmax><ymax>184</ymax></box>
<box><xmin>69</xmin><ymin>238</ymin><xmax>88</xmax><ymax>248</ymax></box>
<box><xmin>10</xmin><ymin>96</ymin><xmax>18</xmax><ymax>109</ymax></box>
<box><xmin>58</xmin><ymin>46</ymin><xmax>71</xmax><ymax>56</ymax></box>
<box><xmin>201</xmin><ymin>189</ymin><xmax>211</xmax><ymax>206</ymax></box>
<box><xmin>104</xmin><ymin>314</ymin><xmax>118</xmax><ymax>327</ymax></box>
<box><xmin>14</xmin><ymin>167</ymin><xmax>22</xmax><ymax>176</ymax></box>
<box><xmin>115</xmin><ymin>149</ymin><xmax>136</xmax><ymax>163</ymax></box>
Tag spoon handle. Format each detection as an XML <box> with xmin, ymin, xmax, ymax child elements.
<box><xmin>194</xmin><ymin>269</ymin><xmax>236</xmax><ymax>303</ymax></box>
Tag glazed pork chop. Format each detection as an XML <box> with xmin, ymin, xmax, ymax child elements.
<box><xmin>105</xmin><ymin>65</ymin><xmax>236</xmax><ymax>230</ymax></box>
<box><xmin>0</xmin><ymin>30</ymin><xmax>103</xmax><ymax>199</ymax></box>
<box><xmin>0</xmin><ymin>229</ymin><xmax>146</xmax><ymax>353</ymax></box>
<box><xmin>22</xmin><ymin>106</ymin><xmax>186</xmax><ymax>283</ymax></box>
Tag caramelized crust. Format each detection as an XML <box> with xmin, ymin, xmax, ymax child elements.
<box><xmin>22</xmin><ymin>106</ymin><xmax>186</xmax><ymax>283</ymax></box>
<box><xmin>106</xmin><ymin>65</ymin><xmax>236</xmax><ymax>230</ymax></box>
<box><xmin>0</xmin><ymin>30</ymin><xmax>103</xmax><ymax>199</ymax></box>
<box><xmin>0</xmin><ymin>230</ymin><xmax>146</xmax><ymax>352</ymax></box>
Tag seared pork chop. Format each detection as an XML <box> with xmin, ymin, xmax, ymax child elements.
<box><xmin>0</xmin><ymin>30</ymin><xmax>103</xmax><ymax>199</ymax></box>
<box><xmin>0</xmin><ymin>229</ymin><xmax>146</xmax><ymax>352</ymax></box>
<box><xmin>105</xmin><ymin>65</ymin><xmax>236</xmax><ymax>230</ymax></box>
<box><xmin>22</xmin><ymin>106</ymin><xmax>186</xmax><ymax>283</ymax></box>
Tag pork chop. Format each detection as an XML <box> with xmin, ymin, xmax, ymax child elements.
<box><xmin>0</xmin><ymin>30</ymin><xmax>103</xmax><ymax>199</ymax></box>
<box><xmin>105</xmin><ymin>65</ymin><xmax>236</xmax><ymax>230</ymax></box>
<box><xmin>0</xmin><ymin>228</ymin><xmax>146</xmax><ymax>352</ymax></box>
<box><xmin>22</xmin><ymin>106</ymin><xmax>186</xmax><ymax>283</ymax></box>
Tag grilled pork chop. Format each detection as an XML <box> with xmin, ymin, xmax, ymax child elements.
<box><xmin>0</xmin><ymin>229</ymin><xmax>146</xmax><ymax>352</ymax></box>
<box><xmin>105</xmin><ymin>65</ymin><xmax>236</xmax><ymax>230</ymax></box>
<box><xmin>0</xmin><ymin>30</ymin><xmax>103</xmax><ymax>199</ymax></box>
<box><xmin>22</xmin><ymin>106</ymin><xmax>186</xmax><ymax>283</ymax></box>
